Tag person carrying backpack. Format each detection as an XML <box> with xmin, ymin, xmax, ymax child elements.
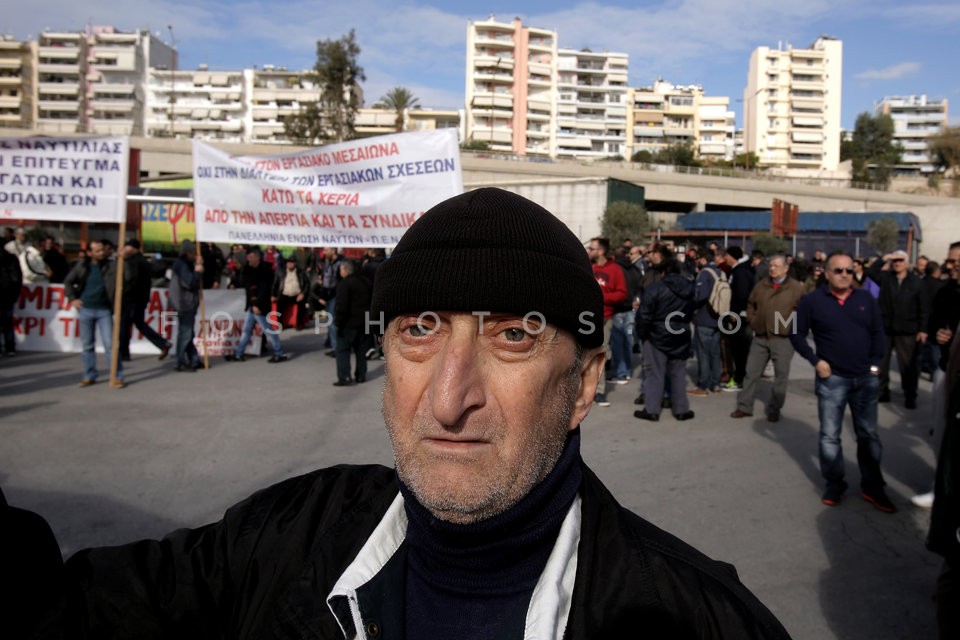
<box><xmin>689</xmin><ymin>248</ymin><xmax>726</xmax><ymax>396</ymax></box>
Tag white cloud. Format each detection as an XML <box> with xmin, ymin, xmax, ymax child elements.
<box><xmin>855</xmin><ymin>62</ymin><xmax>922</xmax><ymax>81</ymax></box>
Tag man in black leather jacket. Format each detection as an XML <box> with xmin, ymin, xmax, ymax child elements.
<box><xmin>11</xmin><ymin>189</ymin><xmax>789</xmax><ymax>639</ymax></box>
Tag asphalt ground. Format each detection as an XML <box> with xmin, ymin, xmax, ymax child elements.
<box><xmin>0</xmin><ymin>328</ymin><xmax>943</xmax><ymax>639</ymax></box>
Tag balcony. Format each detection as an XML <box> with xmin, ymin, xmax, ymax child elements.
<box><xmin>38</xmin><ymin>63</ymin><xmax>81</xmax><ymax>74</ymax></box>
<box><xmin>528</xmin><ymin>61</ymin><xmax>551</xmax><ymax>76</ymax></box>
<box><xmin>792</xmin><ymin>116</ymin><xmax>823</xmax><ymax>128</ymax></box>
<box><xmin>38</xmin><ymin>99</ymin><xmax>79</xmax><ymax>112</ymax></box>
<box><xmin>790</xmin><ymin>80</ymin><xmax>824</xmax><ymax>92</ymax></box>
<box><xmin>472</xmin><ymin>92</ymin><xmax>513</xmax><ymax>110</ymax></box>
<box><xmin>0</xmin><ymin>76</ymin><xmax>22</xmax><ymax>86</ymax></box>
<box><xmin>474</xmin><ymin>54</ymin><xmax>514</xmax><ymax>70</ymax></box>
<box><xmin>92</xmin><ymin>82</ymin><xmax>135</xmax><ymax>95</ymax></box>
<box><xmin>791</xmin><ymin>130</ymin><xmax>822</xmax><ymax>143</ymax></box>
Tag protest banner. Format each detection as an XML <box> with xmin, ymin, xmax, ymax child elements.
<box><xmin>192</xmin><ymin>129</ymin><xmax>462</xmax><ymax>248</ymax></box>
<box><xmin>0</xmin><ymin>136</ymin><xmax>129</xmax><ymax>223</ymax></box>
<box><xmin>13</xmin><ymin>284</ymin><xmax>261</xmax><ymax>357</ymax></box>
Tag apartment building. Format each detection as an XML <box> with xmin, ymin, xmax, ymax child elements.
<box><xmin>464</xmin><ymin>17</ymin><xmax>558</xmax><ymax>158</ymax></box>
<box><xmin>32</xmin><ymin>27</ymin><xmax>173</xmax><ymax>135</ymax></box>
<box><xmin>743</xmin><ymin>36</ymin><xmax>842</xmax><ymax>172</ymax></box>
<box><xmin>697</xmin><ymin>96</ymin><xmax>736</xmax><ymax>162</ymax></box>
<box><xmin>626</xmin><ymin>80</ymin><xmax>734</xmax><ymax>162</ymax></box>
<box><xmin>874</xmin><ymin>94</ymin><xmax>948</xmax><ymax>176</ymax></box>
<box><xmin>0</xmin><ymin>36</ymin><xmax>36</xmax><ymax>129</ymax></box>
<box><xmin>555</xmin><ymin>48</ymin><xmax>629</xmax><ymax>159</ymax></box>
<box><xmin>355</xmin><ymin>107</ymin><xmax>461</xmax><ymax>139</ymax></box>
<box><xmin>144</xmin><ymin>66</ymin><xmax>246</xmax><ymax>140</ymax></box>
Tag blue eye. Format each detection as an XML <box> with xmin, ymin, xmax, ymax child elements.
<box><xmin>501</xmin><ymin>327</ymin><xmax>528</xmax><ymax>342</ymax></box>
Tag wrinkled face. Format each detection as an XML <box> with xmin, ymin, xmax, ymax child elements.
<box><xmin>382</xmin><ymin>312</ymin><xmax>602</xmax><ymax>524</ymax></box>
<box><xmin>767</xmin><ymin>257</ymin><xmax>787</xmax><ymax>280</ymax></box>
<box><xmin>826</xmin><ymin>254</ymin><xmax>854</xmax><ymax>292</ymax></box>
<box><xmin>892</xmin><ymin>256</ymin><xmax>908</xmax><ymax>274</ymax></box>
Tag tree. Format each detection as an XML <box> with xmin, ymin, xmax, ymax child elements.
<box><xmin>600</xmin><ymin>201</ymin><xmax>650</xmax><ymax>245</ymax></box>
<box><xmin>460</xmin><ymin>139</ymin><xmax>490</xmax><ymax>151</ymax></box>
<box><xmin>842</xmin><ymin>112</ymin><xmax>902</xmax><ymax>187</ymax></box>
<box><xmin>751</xmin><ymin>233</ymin><xmax>789</xmax><ymax>256</ymax></box>
<box><xmin>929</xmin><ymin>126</ymin><xmax>960</xmax><ymax>196</ymax></box>
<box><xmin>866</xmin><ymin>217</ymin><xmax>900</xmax><ymax>255</ymax></box>
<box><xmin>631</xmin><ymin>149</ymin><xmax>654</xmax><ymax>163</ymax></box>
<box><xmin>733</xmin><ymin>152</ymin><xmax>759</xmax><ymax>171</ymax></box>
<box><xmin>285</xmin><ymin>30</ymin><xmax>365</xmax><ymax>144</ymax></box>
<box><xmin>653</xmin><ymin>142</ymin><xmax>701</xmax><ymax>168</ymax></box>
<box><xmin>374</xmin><ymin>86</ymin><xmax>420</xmax><ymax>132</ymax></box>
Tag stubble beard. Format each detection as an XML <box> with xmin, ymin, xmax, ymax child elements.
<box><xmin>381</xmin><ymin>367</ymin><xmax>581</xmax><ymax>525</ymax></box>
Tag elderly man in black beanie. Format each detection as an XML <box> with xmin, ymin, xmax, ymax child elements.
<box><xmin>5</xmin><ymin>189</ymin><xmax>787</xmax><ymax>639</ymax></box>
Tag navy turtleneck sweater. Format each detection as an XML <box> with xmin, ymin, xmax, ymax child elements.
<box><xmin>398</xmin><ymin>428</ymin><xmax>583</xmax><ymax>639</ymax></box>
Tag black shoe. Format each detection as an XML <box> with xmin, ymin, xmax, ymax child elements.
<box><xmin>175</xmin><ymin>364</ymin><xmax>197</xmax><ymax>372</ymax></box>
<box><xmin>766</xmin><ymin>410</ymin><xmax>781</xmax><ymax>422</ymax></box>
<box><xmin>674</xmin><ymin>410</ymin><xmax>695</xmax><ymax>421</ymax></box>
<box><xmin>224</xmin><ymin>354</ymin><xmax>246</xmax><ymax>362</ymax></box>
<box><xmin>634</xmin><ymin>393</ymin><xmax>645</xmax><ymax>405</ymax></box>
<box><xmin>158</xmin><ymin>343</ymin><xmax>172</xmax><ymax>360</ymax></box>
<box><xmin>268</xmin><ymin>354</ymin><xmax>289</xmax><ymax>363</ymax></box>
<box><xmin>822</xmin><ymin>481</ymin><xmax>848</xmax><ymax>507</ymax></box>
<box><xmin>120</xmin><ymin>354</ymin><xmax>132</xmax><ymax>362</ymax></box>
<box><xmin>905</xmin><ymin>397</ymin><xmax>917</xmax><ymax>410</ymax></box>
<box><xmin>878</xmin><ymin>389</ymin><xmax>891</xmax><ymax>403</ymax></box>
<box><xmin>355</xmin><ymin>375</ymin><xmax>366</xmax><ymax>383</ymax></box>
<box><xmin>862</xmin><ymin>489</ymin><xmax>897</xmax><ymax>513</ymax></box>
<box><xmin>634</xmin><ymin>409</ymin><xmax>660</xmax><ymax>422</ymax></box>
<box><xmin>333</xmin><ymin>379</ymin><xmax>354</xmax><ymax>387</ymax></box>
<box><xmin>325</xmin><ymin>350</ymin><xmax>336</xmax><ymax>357</ymax></box>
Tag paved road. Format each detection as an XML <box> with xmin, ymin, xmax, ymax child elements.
<box><xmin>0</xmin><ymin>329</ymin><xmax>943</xmax><ymax>639</ymax></box>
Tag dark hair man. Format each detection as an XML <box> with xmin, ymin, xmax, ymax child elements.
<box><xmin>789</xmin><ymin>251</ymin><xmax>893</xmax><ymax>512</ymax></box>
<box><xmin>225</xmin><ymin>247</ymin><xmax>288</xmax><ymax>363</ymax></box>
<box><xmin>6</xmin><ymin>189</ymin><xmax>787</xmax><ymax>638</ymax></box>
<box><xmin>119</xmin><ymin>239</ymin><xmax>172</xmax><ymax>362</ymax></box>
<box><xmin>63</xmin><ymin>241</ymin><xmax>125</xmax><ymax>387</ymax></box>
<box><xmin>586</xmin><ymin>236</ymin><xmax>626</xmax><ymax>407</ymax></box>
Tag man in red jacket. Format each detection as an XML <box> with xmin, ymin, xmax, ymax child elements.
<box><xmin>588</xmin><ymin>237</ymin><xmax>626</xmax><ymax>407</ymax></box>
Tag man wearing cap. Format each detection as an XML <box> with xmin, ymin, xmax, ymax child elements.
<box><xmin>869</xmin><ymin>249</ymin><xmax>929</xmax><ymax>409</ymax></box>
<box><xmin>5</xmin><ymin>227</ymin><xmax>50</xmax><ymax>284</ymax></box>
<box><xmin>119</xmin><ymin>239</ymin><xmax>172</xmax><ymax>362</ymax></box>
<box><xmin>168</xmin><ymin>240</ymin><xmax>204</xmax><ymax>372</ymax></box>
<box><xmin>10</xmin><ymin>189</ymin><xmax>787</xmax><ymax>638</ymax></box>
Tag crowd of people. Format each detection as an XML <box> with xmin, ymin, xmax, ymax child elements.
<box><xmin>3</xmin><ymin>188</ymin><xmax>960</xmax><ymax>637</ymax></box>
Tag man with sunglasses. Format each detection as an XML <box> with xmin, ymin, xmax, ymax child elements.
<box><xmin>869</xmin><ymin>249</ymin><xmax>930</xmax><ymax>409</ymax></box>
<box><xmin>790</xmin><ymin>251</ymin><xmax>893</xmax><ymax>512</ymax></box>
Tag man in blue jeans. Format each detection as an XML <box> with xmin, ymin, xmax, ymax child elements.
<box><xmin>689</xmin><ymin>248</ymin><xmax>723</xmax><ymax>396</ymax></box>
<box><xmin>225</xmin><ymin>247</ymin><xmax>288</xmax><ymax>364</ymax></box>
<box><xmin>64</xmin><ymin>241</ymin><xmax>125</xmax><ymax>387</ymax></box>
<box><xmin>789</xmin><ymin>251</ymin><xmax>893</xmax><ymax>512</ymax></box>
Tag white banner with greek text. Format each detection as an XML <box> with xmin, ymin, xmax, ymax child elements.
<box><xmin>13</xmin><ymin>284</ymin><xmax>265</xmax><ymax>357</ymax></box>
<box><xmin>0</xmin><ymin>136</ymin><xmax>130</xmax><ymax>223</ymax></box>
<box><xmin>192</xmin><ymin>129</ymin><xmax>462</xmax><ymax>247</ymax></box>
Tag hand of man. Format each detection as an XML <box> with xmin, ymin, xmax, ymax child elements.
<box><xmin>252</xmin><ymin>306</ymin><xmax>261</xmax><ymax>315</ymax></box>
<box><xmin>937</xmin><ymin>327</ymin><xmax>954</xmax><ymax>346</ymax></box>
<box><xmin>296</xmin><ymin>294</ymin><xmax>304</xmax><ymax>302</ymax></box>
<box><xmin>71</xmin><ymin>299</ymin><xmax>83</xmax><ymax>310</ymax></box>
<box><xmin>917</xmin><ymin>331</ymin><xmax>928</xmax><ymax>344</ymax></box>
<box><xmin>815</xmin><ymin>359</ymin><xmax>832</xmax><ymax>379</ymax></box>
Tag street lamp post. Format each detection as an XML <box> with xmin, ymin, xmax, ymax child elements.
<box><xmin>167</xmin><ymin>25</ymin><xmax>177</xmax><ymax>138</ymax></box>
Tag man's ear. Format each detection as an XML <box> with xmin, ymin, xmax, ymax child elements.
<box><xmin>568</xmin><ymin>346</ymin><xmax>606</xmax><ymax>430</ymax></box>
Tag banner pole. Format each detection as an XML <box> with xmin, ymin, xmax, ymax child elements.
<box><xmin>199</xmin><ymin>287</ymin><xmax>210</xmax><ymax>370</ymax></box>
<box><xmin>109</xmin><ymin>221</ymin><xmax>127</xmax><ymax>388</ymax></box>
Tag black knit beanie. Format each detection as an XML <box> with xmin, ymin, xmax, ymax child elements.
<box><xmin>370</xmin><ymin>187</ymin><xmax>603</xmax><ymax>348</ymax></box>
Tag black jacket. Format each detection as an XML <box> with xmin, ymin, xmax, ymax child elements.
<box><xmin>0</xmin><ymin>248</ymin><xmax>23</xmax><ymax>303</ymax></box>
<box><xmin>123</xmin><ymin>253</ymin><xmax>154</xmax><ymax>307</ymax></box>
<box><xmin>271</xmin><ymin>267</ymin><xmax>311</xmax><ymax>299</ymax></box>
<box><xmin>334</xmin><ymin>273</ymin><xmax>373</xmax><ymax>331</ymax></box>
<box><xmin>636</xmin><ymin>272</ymin><xmax>697</xmax><ymax>358</ymax></box>
<box><xmin>35</xmin><ymin>463</ymin><xmax>788</xmax><ymax>638</ymax></box>
<box><xmin>614</xmin><ymin>257</ymin><xmax>642</xmax><ymax>313</ymax></box>
<box><xmin>928</xmin><ymin>331</ymin><xmax>960</xmax><ymax>565</ymax></box>
<box><xmin>729</xmin><ymin>261</ymin><xmax>755</xmax><ymax>315</ymax></box>
<box><xmin>928</xmin><ymin>280</ymin><xmax>960</xmax><ymax>371</ymax></box>
<box><xmin>874</xmin><ymin>270</ymin><xmax>930</xmax><ymax>336</ymax></box>
<box><xmin>242</xmin><ymin>261</ymin><xmax>276</xmax><ymax>313</ymax></box>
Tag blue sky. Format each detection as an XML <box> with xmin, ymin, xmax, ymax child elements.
<box><xmin>9</xmin><ymin>0</ymin><xmax>960</xmax><ymax>129</ymax></box>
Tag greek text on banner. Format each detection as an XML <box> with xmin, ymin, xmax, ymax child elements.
<box><xmin>191</xmin><ymin>129</ymin><xmax>462</xmax><ymax>247</ymax></box>
<box><xmin>0</xmin><ymin>136</ymin><xmax>130</xmax><ymax>223</ymax></box>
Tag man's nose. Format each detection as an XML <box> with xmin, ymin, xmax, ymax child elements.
<box><xmin>428</xmin><ymin>335</ymin><xmax>485</xmax><ymax>429</ymax></box>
